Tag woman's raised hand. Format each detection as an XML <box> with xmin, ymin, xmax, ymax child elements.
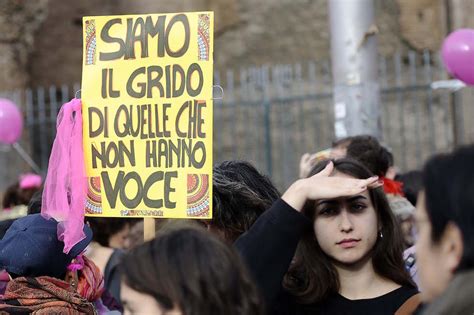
<box><xmin>282</xmin><ymin>161</ymin><xmax>381</xmax><ymax>212</ymax></box>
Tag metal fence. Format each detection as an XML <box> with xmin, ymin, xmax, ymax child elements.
<box><xmin>1</xmin><ymin>51</ymin><xmax>473</xmax><ymax>190</ymax></box>
<box><xmin>213</xmin><ymin>51</ymin><xmax>474</xmax><ymax>188</ymax></box>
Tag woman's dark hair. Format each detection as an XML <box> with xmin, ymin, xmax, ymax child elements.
<box><xmin>396</xmin><ymin>170</ymin><xmax>423</xmax><ymax>206</ymax></box>
<box><xmin>212</xmin><ymin>160</ymin><xmax>280</xmax><ymax>242</ymax></box>
<box><xmin>423</xmin><ymin>145</ymin><xmax>474</xmax><ymax>270</ymax></box>
<box><xmin>27</xmin><ymin>191</ymin><xmax>43</xmax><ymax>214</ymax></box>
<box><xmin>87</xmin><ymin>217</ymin><xmax>137</xmax><ymax>247</ymax></box>
<box><xmin>346</xmin><ymin>135</ymin><xmax>390</xmax><ymax>176</ymax></box>
<box><xmin>2</xmin><ymin>182</ymin><xmax>40</xmax><ymax>209</ymax></box>
<box><xmin>284</xmin><ymin>158</ymin><xmax>414</xmax><ymax>303</ymax></box>
<box><xmin>331</xmin><ymin>136</ymin><xmax>353</xmax><ymax>149</ymax></box>
<box><xmin>121</xmin><ymin>223</ymin><xmax>264</xmax><ymax>315</ymax></box>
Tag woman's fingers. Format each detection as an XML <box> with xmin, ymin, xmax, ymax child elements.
<box><xmin>351</xmin><ymin>177</ymin><xmax>379</xmax><ymax>192</ymax></box>
<box><xmin>317</xmin><ymin>161</ymin><xmax>334</xmax><ymax>177</ymax></box>
<box><xmin>349</xmin><ymin>177</ymin><xmax>382</xmax><ymax>194</ymax></box>
<box><xmin>362</xmin><ymin>176</ymin><xmax>379</xmax><ymax>187</ymax></box>
<box><xmin>368</xmin><ymin>179</ymin><xmax>384</xmax><ymax>190</ymax></box>
<box><xmin>287</xmin><ymin>168</ymin><xmax>383</xmax><ymax>211</ymax></box>
<box><xmin>330</xmin><ymin>176</ymin><xmax>378</xmax><ymax>196</ymax></box>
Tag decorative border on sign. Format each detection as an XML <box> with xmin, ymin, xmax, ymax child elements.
<box><xmin>85</xmin><ymin>176</ymin><xmax>102</xmax><ymax>214</ymax></box>
<box><xmin>197</xmin><ymin>14</ymin><xmax>210</xmax><ymax>61</ymax></box>
<box><xmin>187</xmin><ymin>174</ymin><xmax>210</xmax><ymax>217</ymax></box>
<box><xmin>85</xmin><ymin>20</ymin><xmax>97</xmax><ymax>65</ymax></box>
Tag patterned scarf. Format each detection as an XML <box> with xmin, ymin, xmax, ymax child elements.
<box><xmin>75</xmin><ymin>255</ymin><xmax>104</xmax><ymax>302</ymax></box>
<box><xmin>0</xmin><ymin>276</ymin><xmax>96</xmax><ymax>314</ymax></box>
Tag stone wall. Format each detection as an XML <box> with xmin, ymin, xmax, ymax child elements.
<box><xmin>27</xmin><ymin>0</ymin><xmax>422</xmax><ymax>87</ymax></box>
<box><xmin>28</xmin><ymin>0</ymin><xmax>473</xmax><ymax>87</ymax></box>
<box><xmin>0</xmin><ymin>0</ymin><xmax>473</xmax><ymax>192</ymax></box>
<box><xmin>0</xmin><ymin>1</ymin><xmax>48</xmax><ymax>194</ymax></box>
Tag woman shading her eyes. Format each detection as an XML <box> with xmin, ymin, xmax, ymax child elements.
<box><xmin>235</xmin><ymin>158</ymin><xmax>419</xmax><ymax>315</ymax></box>
<box><xmin>316</xmin><ymin>195</ymin><xmax>369</xmax><ymax>217</ymax></box>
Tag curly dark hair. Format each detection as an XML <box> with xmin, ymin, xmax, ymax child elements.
<box><xmin>211</xmin><ymin>160</ymin><xmax>280</xmax><ymax>242</ymax></box>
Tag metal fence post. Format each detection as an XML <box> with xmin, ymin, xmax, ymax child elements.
<box><xmin>263</xmin><ymin>98</ymin><xmax>272</xmax><ymax>178</ymax></box>
<box><xmin>328</xmin><ymin>0</ymin><xmax>381</xmax><ymax>139</ymax></box>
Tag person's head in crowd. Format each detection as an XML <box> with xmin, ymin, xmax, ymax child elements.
<box><xmin>387</xmin><ymin>194</ymin><xmax>416</xmax><ymax>249</ymax></box>
<box><xmin>120</xmin><ymin>222</ymin><xmax>264</xmax><ymax>315</ymax></box>
<box><xmin>384</xmin><ymin>160</ymin><xmax>419</xmax><ymax>249</ymax></box>
<box><xmin>345</xmin><ymin>135</ymin><xmax>415</xmax><ymax>247</ymax></box>
<box><xmin>0</xmin><ymin>213</ymin><xmax>92</xmax><ymax>279</ymax></box>
<box><xmin>87</xmin><ymin>217</ymin><xmax>138</xmax><ymax>249</ymax></box>
<box><xmin>329</xmin><ymin>136</ymin><xmax>353</xmax><ymax>160</ymax></box>
<box><xmin>127</xmin><ymin>219</ymin><xmax>145</xmax><ymax>249</ymax></box>
<box><xmin>211</xmin><ymin>160</ymin><xmax>280</xmax><ymax>242</ymax></box>
<box><xmin>2</xmin><ymin>173</ymin><xmax>42</xmax><ymax>210</ymax></box>
<box><xmin>0</xmin><ymin>213</ymin><xmax>120</xmax><ymax>313</ymax></box>
<box><xmin>396</xmin><ymin>170</ymin><xmax>423</xmax><ymax>207</ymax></box>
<box><xmin>284</xmin><ymin>158</ymin><xmax>414</xmax><ymax>303</ymax></box>
<box><xmin>415</xmin><ymin>145</ymin><xmax>474</xmax><ymax>308</ymax></box>
<box><xmin>0</xmin><ymin>191</ymin><xmax>43</xmax><ymax>239</ymax></box>
<box><xmin>299</xmin><ymin>137</ymin><xmax>353</xmax><ymax>179</ymax></box>
<box><xmin>346</xmin><ymin>135</ymin><xmax>390</xmax><ymax>177</ymax></box>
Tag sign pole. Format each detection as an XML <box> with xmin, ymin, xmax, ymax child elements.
<box><xmin>144</xmin><ymin>218</ymin><xmax>155</xmax><ymax>241</ymax></box>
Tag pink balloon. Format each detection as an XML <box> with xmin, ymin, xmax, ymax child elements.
<box><xmin>0</xmin><ymin>98</ymin><xmax>23</xmax><ymax>144</ymax></box>
<box><xmin>441</xmin><ymin>28</ymin><xmax>474</xmax><ymax>85</ymax></box>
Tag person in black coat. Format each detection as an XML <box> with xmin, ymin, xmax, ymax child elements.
<box><xmin>236</xmin><ymin>158</ymin><xmax>419</xmax><ymax>315</ymax></box>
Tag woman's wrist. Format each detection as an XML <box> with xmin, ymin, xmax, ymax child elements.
<box><xmin>281</xmin><ymin>178</ymin><xmax>308</xmax><ymax>212</ymax></box>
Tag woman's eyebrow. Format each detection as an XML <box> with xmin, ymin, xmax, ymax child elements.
<box><xmin>316</xmin><ymin>200</ymin><xmax>338</xmax><ymax>206</ymax></box>
<box><xmin>346</xmin><ymin>195</ymin><xmax>367</xmax><ymax>202</ymax></box>
<box><xmin>316</xmin><ymin>195</ymin><xmax>367</xmax><ymax>206</ymax></box>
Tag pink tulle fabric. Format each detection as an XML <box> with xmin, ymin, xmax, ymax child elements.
<box><xmin>41</xmin><ymin>98</ymin><xmax>87</xmax><ymax>254</ymax></box>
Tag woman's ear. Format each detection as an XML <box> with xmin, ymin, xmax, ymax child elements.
<box><xmin>440</xmin><ymin>222</ymin><xmax>464</xmax><ymax>272</ymax></box>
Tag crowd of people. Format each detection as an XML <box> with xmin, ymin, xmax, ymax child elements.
<box><xmin>0</xmin><ymin>134</ymin><xmax>473</xmax><ymax>315</ymax></box>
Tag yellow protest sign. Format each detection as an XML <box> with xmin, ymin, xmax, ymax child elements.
<box><xmin>81</xmin><ymin>12</ymin><xmax>213</xmax><ymax>218</ymax></box>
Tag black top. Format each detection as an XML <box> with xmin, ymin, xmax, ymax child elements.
<box><xmin>235</xmin><ymin>199</ymin><xmax>418</xmax><ymax>315</ymax></box>
<box><xmin>279</xmin><ymin>286</ymin><xmax>419</xmax><ymax>315</ymax></box>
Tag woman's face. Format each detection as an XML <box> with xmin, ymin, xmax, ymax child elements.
<box><xmin>415</xmin><ymin>191</ymin><xmax>455</xmax><ymax>302</ymax></box>
<box><xmin>121</xmin><ymin>282</ymin><xmax>182</xmax><ymax>315</ymax></box>
<box><xmin>313</xmin><ymin>171</ymin><xmax>379</xmax><ymax>265</ymax></box>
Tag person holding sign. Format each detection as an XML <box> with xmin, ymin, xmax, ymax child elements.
<box><xmin>120</xmin><ymin>222</ymin><xmax>263</xmax><ymax>315</ymax></box>
<box><xmin>235</xmin><ymin>159</ymin><xmax>420</xmax><ymax>315</ymax></box>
